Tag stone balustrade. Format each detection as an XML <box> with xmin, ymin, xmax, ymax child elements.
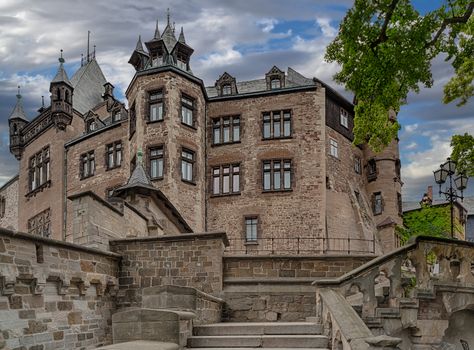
<box><xmin>314</xmin><ymin>236</ymin><xmax>474</xmax><ymax>349</ymax></box>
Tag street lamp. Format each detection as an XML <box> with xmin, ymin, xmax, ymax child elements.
<box><xmin>433</xmin><ymin>157</ymin><xmax>469</xmax><ymax>238</ymax></box>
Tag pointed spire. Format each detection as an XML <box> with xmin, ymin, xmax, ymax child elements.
<box><xmin>167</xmin><ymin>8</ymin><xmax>170</xmax><ymax>26</ymax></box>
<box><xmin>9</xmin><ymin>86</ymin><xmax>28</xmax><ymax>121</ymax></box>
<box><xmin>51</xmin><ymin>50</ymin><xmax>72</xmax><ymax>86</ymax></box>
<box><xmin>154</xmin><ymin>19</ymin><xmax>161</xmax><ymax>39</ymax></box>
<box><xmin>135</xmin><ymin>35</ymin><xmax>145</xmax><ymax>52</ymax></box>
<box><xmin>178</xmin><ymin>27</ymin><xmax>186</xmax><ymax>44</ymax></box>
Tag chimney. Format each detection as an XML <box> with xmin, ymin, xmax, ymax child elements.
<box><xmin>427</xmin><ymin>186</ymin><xmax>433</xmax><ymax>202</ymax></box>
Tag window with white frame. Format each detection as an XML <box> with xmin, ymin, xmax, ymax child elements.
<box><xmin>330</xmin><ymin>139</ymin><xmax>338</xmax><ymax>158</ymax></box>
<box><xmin>340</xmin><ymin>108</ymin><xmax>349</xmax><ymax>128</ymax></box>
<box><xmin>245</xmin><ymin>217</ymin><xmax>258</xmax><ymax>242</ymax></box>
<box><xmin>263</xmin><ymin>159</ymin><xmax>292</xmax><ymax>191</ymax></box>
<box><xmin>181</xmin><ymin>95</ymin><xmax>194</xmax><ymax>127</ymax></box>
<box><xmin>181</xmin><ymin>148</ymin><xmax>195</xmax><ymax>182</ymax></box>
<box><xmin>149</xmin><ymin>146</ymin><xmax>164</xmax><ymax>179</ymax></box>
<box><xmin>212</xmin><ymin>164</ymin><xmax>240</xmax><ymax>195</ymax></box>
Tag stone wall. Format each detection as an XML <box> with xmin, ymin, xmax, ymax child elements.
<box><xmin>222</xmin><ymin>255</ymin><xmax>373</xmax><ymax>322</ymax></box>
<box><xmin>206</xmin><ymin>88</ymin><xmax>326</xmax><ymax>253</ymax></box>
<box><xmin>65</xmin><ymin>121</ymin><xmax>130</xmax><ymax>242</ymax></box>
<box><xmin>110</xmin><ymin>232</ymin><xmax>228</xmax><ymax>308</ymax></box>
<box><xmin>0</xmin><ymin>175</ymin><xmax>18</xmax><ymax>231</ymax></box>
<box><xmin>69</xmin><ymin>191</ymin><xmax>149</xmax><ymax>251</ymax></box>
<box><xmin>0</xmin><ymin>228</ymin><xmax>119</xmax><ymax>350</ymax></box>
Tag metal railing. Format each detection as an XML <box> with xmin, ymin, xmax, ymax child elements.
<box><xmin>225</xmin><ymin>236</ymin><xmax>376</xmax><ymax>255</ymax></box>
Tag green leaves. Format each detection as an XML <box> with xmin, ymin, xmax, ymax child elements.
<box><xmin>326</xmin><ymin>0</ymin><xmax>474</xmax><ymax>151</ymax></box>
<box><xmin>450</xmin><ymin>133</ymin><xmax>474</xmax><ymax>176</ymax></box>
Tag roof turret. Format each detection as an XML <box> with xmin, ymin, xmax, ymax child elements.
<box><xmin>8</xmin><ymin>86</ymin><xmax>28</xmax><ymax>121</ymax></box>
<box><xmin>51</xmin><ymin>50</ymin><xmax>72</xmax><ymax>87</ymax></box>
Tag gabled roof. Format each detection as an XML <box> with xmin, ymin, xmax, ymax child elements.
<box><xmin>70</xmin><ymin>59</ymin><xmax>107</xmax><ymax>114</ymax></box>
<box><xmin>114</xmin><ymin>162</ymin><xmax>192</xmax><ymax>232</ymax></box>
<box><xmin>8</xmin><ymin>93</ymin><xmax>28</xmax><ymax>121</ymax></box>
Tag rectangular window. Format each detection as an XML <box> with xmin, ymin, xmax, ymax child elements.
<box><xmin>367</xmin><ymin>159</ymin><xmax>377</xmax><ymax>181</ymax></box>
<box><xmin>263</xmin><ymin>159</ymin><xmax>292</xmax><ymax>191</ymax></box>
<box><xmin>181</xmin><ymin>95</ymin><xmax>194</xmax><ymax>127</ymax></box>
<box><xmin>212</xmin><ymin>116</ymin><xmax>240</xmax><ymax>145</ymax></box>
<box><xmin>28</xmin><ymin>208</ymin><xmax>51</xmax><ymax>238</ymax></box>
<box><xmin>340</xmin><ymin>108</ymin><xmax>349</xmax><ymax>128</ymax></box>
<box><xmin>397</xmin><ymin>192</ymin><xmax>403</xmax><ymax>216</ymax></box>
<box><xmin>271</xmin><ymin>79</ymin><xmax>281</xmax><ymax>89</ymax></box>
<box><xmin>0</xmin><ymin>196</ymin><xmax>5</xmax><ymax>218</ymax></box>
<box><xmin>177</xmin><ymin>58</ymin><xmax>187</xmax><ymax>70</ymax></box>
<box><xmin>80</xmin><ymin>151</ymin><xmax>95</xmax><ymax>179</ymax></box>
<box><xmin>149</xmin><ymin>146</ymin><xmax>164</xmax><ymax>179</ymax></box>
<box><xmin>330</xmin><ymin>139</ymin><xmax>338</xmax><ymax>158</ymax></box>
<box><xmin>28</xmin><ymin>147</ymin><xmax>50</xmax><ymax>192</ymax></box>
<box><xmin>354</xmin><ymin>157</ymin><xmax>362</xmax><ymax>174</ymax></box>
<box><xmin>222</xmin><ymin>84</ymin><xmax>232</xmax><ymax>95</ymax></box>
<box><xmin>129</xmin><ymin>103</ymin><xmax>136</xmax><ymax>137</ymax></box>
<box><xmin>106</xmin><ymin>141</ymin><xmax>122</xmax><ymax>170</ymax></box>
<box><xmin>245</xmin><ymin>217</ymin><xmax>258</xmax><ymax>242</ymax></box>
<box><xmin>112</xmin><ymin>110</ymin><xmax>121</xmax><ymax>122</ymax></box>
<box><xmin>373</xmin><ymin>192</ymin><xmax>383</xmax><ymax>215</ymax></box>
<box><xmin>212</xmin><ymin>164</ymin><xmax>240</xmax><ymax>195</ymax></box>
<box><xmin>181</xmin><ymin>148</ymin><xmax>195</xmax><ymax>182</ymax></box>
<box><xmin>149</xmin><ymin>90</ymin><xmax>164</xmax><ymax>122</ymax></box>
<box><xmin>262</xmin><ymin>110</ymin><xmax>291</xmax><ymax>139</ymax></box>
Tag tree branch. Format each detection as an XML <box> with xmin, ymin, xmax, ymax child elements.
<box><xmin>426</xmin><ymin>1</ymin><xmax>474</xmax><ymax>47</ymax></box>
<box><xmin>371</xmin><ymin>0</ymin><xmax>401</xmax><ymax>48</ymax></box>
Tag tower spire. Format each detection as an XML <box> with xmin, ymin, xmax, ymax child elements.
<box><xmin>135</xmin><ymin>35</ymin><xmax>144</xmax><ymax>52</ymax></box>
<box><xmin>87</xmin><ymin>30</ymin><xmax>90</xmax><ymax>62</ymax></box>
<box><xmin>178</xmin><ymin>26</ymin><xmax>186</xmax><ymax>44</ymax></box>
<box><xmin>51</xmin><ymin>50</ymin><xmax>72</xmax><ymax>86</ymax></box>
<box><xmin>154</xmin><ymin>18</ymin><xmax>161</xmax><ymax>39</ymax></box>
<box><xmin>167</xmin><ymin>8</ymin><xmax>170</xmax><ymax>26</ymax></box>
<box><xmin>9</xmin><ymin>85</ymin><xmax>28</xmax><ymax>121</ymax></box>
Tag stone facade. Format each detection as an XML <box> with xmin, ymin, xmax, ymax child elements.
<box><xmin>0</xmin><ymin>228</ymin><xmax>119</xmax><ymax>350</ymax></box>
<box><xmin>5</xmin><ymin>17</ymin><xmax>402</xmax><ymax>255</ymax></box>
<box><xmin>0</xmin><ymin>175</ymin><xmax>18</xmax><ymax>231</ymax></box>
<box><xmin>110</xmin><ymin>232</ymin><xmax>227</xmax><ymax>308</ymax></box>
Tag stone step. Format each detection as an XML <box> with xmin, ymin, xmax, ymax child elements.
<box><xmin>193</xmin><ymin>322</ymin><xmax>323</xmax><ymax>336</ymax></box>
<box><xmin>187</xmin><ymin>335</ymin><xmax>329</xmax><ymax>348</ymax></box>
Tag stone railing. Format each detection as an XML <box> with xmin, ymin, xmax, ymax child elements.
<box><xmin>313</xmin><ymin>236</ymin><xmax>474</xmax><ymax>349</ymax></box>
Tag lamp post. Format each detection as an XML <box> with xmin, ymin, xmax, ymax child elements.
<box><xmin>433</xmin><ymin>158</ymin><xmax>469</xmax><ymax>238</ymax></box>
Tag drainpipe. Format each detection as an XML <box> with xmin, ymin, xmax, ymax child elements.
<box><xmin>204</xmin><ymin>100</ymin><xmax>208</xmax><ymax>232</ymax></box>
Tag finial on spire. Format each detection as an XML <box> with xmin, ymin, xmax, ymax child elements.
<box><xmin>137</xmin><ymin>149</ymin><xmax>143</xmax><ymax>165</ymax></box>
<box><xmin>59</xmin><ymin>49</ymin><xmax>65</xmax><ymax>63</ymax></box>
<box><xmin>135</xmin><ymin>35</ymin><xmax>144</xmax><ymax>51</ymax></box>
<box><xmin>173</xmin><ymin>21</ymin><xmax>176</xmax><ymax>34</ymax></box>
<box><xmin>81</xmin><ymin>53</ymin><xmax>84</xmax><ymax>66</ymax></box>
<box><xmin>87</xmin><ymin>30</ymin><xmax>91</xmax><ymax>62</ymax></box>
<box><xmin>167</xmin><ymin>8</ymin><xmax>170</xmax><ymax>25</ymax></box>
<box><xmin>17</xmin><ymin>85</ymin><xmax>21</xmax><ymax>98</ymax></box>
<box><xmin>178</xmin><ymin>26</ymin><xmax>186</xmax><ymax>44</ymax></box>
<box><xmin>41</xmin><ymin>95</ymin><xmax>44</xmax><ymax>108</ymax></box>
<box><xmin>93</xmin><ymin>44</ymin><xmax>96</xmax><ymax>59</ymax></box>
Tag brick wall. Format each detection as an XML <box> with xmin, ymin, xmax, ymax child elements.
<box><xmin>0</xmin><ymin>228</ymin><xmax>119</xmax><ymax>350</ymax></box>
<box><xmin>110</xmin><ymin>232</ymin><xmax>228</xmax><ymax>308</ymax></box>
<box><xmin>0</xmin><ymin>176</ymin><xmax>18</xmax><ymax>231</ymax></box>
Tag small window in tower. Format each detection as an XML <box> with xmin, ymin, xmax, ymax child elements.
<box><xmin>372</xmin><ymin>192</ymin><xmax>383</xmax><ymax>215</ymax></box>
<box><xmin>112</xmin><ymin>110</ymin><xmax>122</xmax><ymax>122</ymax></box>
<box><xmin>149</xmin><ymin>90</ymin><xmax>164</xmax><ymax>122</ymax></box>
<box><xmin>367</xmin><ymin>159</ymin><xmax>377</xmax><ymax>181</ymax></box>
<box><xmin>87</xmin><ymin>119</ymin><xmax>97</xmax><ymax>132</ymax></box>
<box><xmin>149</xmin><ymin>146</ymin><xmax>164</xmax><ymax>179</ymax></box>
<box><xmin>56</xmin><ymin>88</ymin><xmax>61</xmax><ymax>101</ymax></box>
<box><xmin>65</xmin><ymin>90</ymin><xmax>70</xmax><ymax>103</ymax></box>
<box><xmin>0</xmin><ymin>196</ymin><xmax>5</xmax><ymax>218</ymax></box>
<box><xmin>354</xmin><ymin>157</ymin><xmax>362</xmax><ymax>174</ymax></box>
<box><xmin>177</xmin><ymin>54</ymin><xmax>187</xmax><ymax>70</ymax></box>
<box><xmin>80</xmin><ymin>150</ymin><xmax>95</xmax><ymax>179</ymax></box>
<box><xmin>271</xmin><ymin>79</ymin><xmax>281</xmax><ymax>89</ymax></box>
<box><xmin>181</xmin><ymin>148</ymin><xmax>195</xmax><ymax>183</ymax></box>
<box><xmin>181</xmin><ymin>95</ymin><xmax>194</xmax><ymax>127</ymax></box>
<box><xmin>329</xmin><ymin>139</ymin><xmax>338</xmax><ymax>158</ymax></box>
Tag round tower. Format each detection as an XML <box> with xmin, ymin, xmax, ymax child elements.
<box><xmin>8</xmin><ymin>86</ymin><xmax>29</xmax><ymax>160</ymax></box>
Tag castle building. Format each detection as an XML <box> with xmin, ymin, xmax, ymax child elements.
<box><xmin>3</xmin><ymin>17</ymin><xmax>403</xmax><ymax>255</ymax></box>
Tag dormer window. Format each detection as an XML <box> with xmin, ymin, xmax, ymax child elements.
<box><xmin>340</xmin><ymin>108</ymin><xmax>349</xmax><ymax>128</ymax></box>
<box><xmin>177</xmin><ymin>53</ymin><xmax>187</xmax><ymax>70</ymax></box>
<box><xmin>112</xmin><ymin>110</ymin><xmax>121</xmax><ymax>122</ymax></box>
<box><xmin>152</xmin><ymin>55</ymin><xmax>163</xmax><ymax>67</ymax></box>
<box><xmin>222</xmin><ymin>84</ymin><xmax>232</xmax><ymax>96</ymax></box>
<box><xmin>271</xmin><ymin>79</ymin><xmax>281</xmax><ymax>89</ymax></box>
<box><xmin>87</xmin><ymin>119</ymin><xmax>97</xmax><ymax>132</ymax></box>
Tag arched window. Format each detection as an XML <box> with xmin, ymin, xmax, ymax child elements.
<box><xmin>12</xmin><ymin>124</ymin><xmax>18</xmax><ymax>135</ymax></box>
<box><xmin>56</xmin><ymin>88</ymin><xmax>61</xmax><ymax>101</ymax></box>
<box><xmin>65</xmin><ymin>90</ymin><xmax>69</xmax><ymax>103</ymax></box>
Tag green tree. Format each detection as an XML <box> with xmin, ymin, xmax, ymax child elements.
<box><xmin>326</xmin><ymin>0</ymin><xmax>474</xmax><ymax>151</ymax></box>
<box><xmin>450</xmin><ymin>133</ymin><xmax>474</xmax><ymax>176</ymax></box>
<box><xmin>398</xmin><ymin>205</ymin><xmax>463</xmax><ymax>243</ymax></box>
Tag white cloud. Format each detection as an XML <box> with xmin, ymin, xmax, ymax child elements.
<box><xmin>316</xmin><ymin>17</ymin><xmax>337</xmax><ymax>38</ymax></box>
<box><xmin>405</xmin><ymin>142</ymin><xmax>418</xmax><ymax>150</ymax></box>
<box><xmin>257</xmin><ymin>18</ymin><xmax>278</xmax><ymax>33</ymax></box>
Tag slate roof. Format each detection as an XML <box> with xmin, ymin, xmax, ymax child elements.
<box><xmin>161</xmin><ymin>24</ymin><xmax>178</xmax><ymax>53</ymax></box>
<box><xmin>70</xmin><ymin>59</ymin><xmax>107</xmax><ymax>114</ymax></box>
<box><xmin>8</xmin><ymin>94</ymin><xmax>28</xmax><ymax>121</ymax></box>
<box><xmin>51</xmin><ymin>61</ymin><xmax>73</xmax><ymax>87</ymax></box>
<box><xmin>205</xmin><ymin>67</ymin><xmax>316</xmax><ymax>98</ymax></box>
<box><xmin>116</xmin><ymin>162</ymin><xmax>155</xmax><ymax>193</ymax></box>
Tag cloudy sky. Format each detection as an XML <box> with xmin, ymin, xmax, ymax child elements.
<box><xmin>0</xmin><ymin>0</ymin><xmax>472</xmax><ymax>201</ymax></box>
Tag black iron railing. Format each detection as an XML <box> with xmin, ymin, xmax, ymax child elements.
<box><xmin>225</xmin><ymin>236</ymin><xmax>376</xmax><ymax>255</ymax></box>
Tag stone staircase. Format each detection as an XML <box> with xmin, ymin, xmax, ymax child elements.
<box><xmin>186</xmin><ymin>322</ymin><xmax>329</xmax><ymax>349</ymax></box>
